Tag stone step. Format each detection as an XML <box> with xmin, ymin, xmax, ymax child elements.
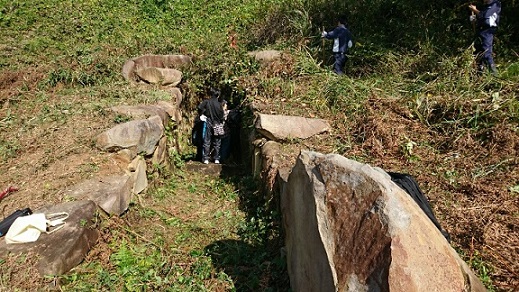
<box><xmin>185</xmin><ymin>161</ymin><xmax>244</xmax><ymax>177</ymax></box>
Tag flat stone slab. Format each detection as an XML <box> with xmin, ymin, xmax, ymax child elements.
<box><xmin>133</xmin><ymin>54</ymin><xmax>192</xmax><ymax>70</ymax></box>
<box><xmin>185</xmin><ymin>161</ymin><xmax>243</xmax><ymax>177</ymax></box>
<box><xmin>122</xmin><ymin>54</ymin><xmax>192</xmax><ymax>83</ymax></box>
<box><xmin>0</xmin><ymin>200</ymin><xmax>99</xmax><ymax>276</ymax></box>
<box><xmin>96</xmin><ymin>115</ymin><xmax>164</xmax><ymax>155</ymax></box>
<box><xmin>135</xmin><ymin>67</ymin><xmax>182</xmax><ymax>86</ymax></box>
<box><xmin>63</xmin><ymin>175</ymin><xmax>134</xmax><ymax>216</ymax></box>
<box><xmin>255</xmin><ymin>113</ymin><xmax>331</xmax><ymax>141</ymax></box>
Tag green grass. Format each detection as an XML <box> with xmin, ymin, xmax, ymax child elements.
<box><xmin>57</xmin><ymin>171</ymin><xmax>287</xmax><ymax>291</ymax></box>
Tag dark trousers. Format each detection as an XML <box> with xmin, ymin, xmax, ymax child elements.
<box><xmin>333</xmin><ymin>53</ymin><xmax>347</xmax><ymax>75</ymax></box>
<box><xmin>202</xmin><ymin>121</ymin><xmax>221</xmax><ymax>161</ymax></box>
<box><xmin>220</xmin><ymin>134</ymin><xmax>231</xmax><ymax>161</ymax></box>
<box><xmin>194</xmin><ymin>121</ymin><xmax>205</xmax><ymax>161</ymax></box>
<box><xmin>475</xmin><ymin>28</ymin><xmax>496</xmax><ymax>71</ymax></box>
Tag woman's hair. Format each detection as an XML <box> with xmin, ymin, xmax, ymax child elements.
<box><xmin>337</xmin><ymin>16</ymin><xmax>347</xmax><ymax>25</ymax></box>
<box><xmin>210</xmin><ymin>87</ymin><xmax>220</xmax><ymax>99</ymax></box>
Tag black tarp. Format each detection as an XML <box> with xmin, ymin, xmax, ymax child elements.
<box><xmin>388</xmin><ymin>172</ymin><xmax>451</xmax><ymax>242</ymax></box>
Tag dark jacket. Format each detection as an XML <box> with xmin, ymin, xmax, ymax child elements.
<box><xmin>324</xmin><ymin>24</ymin><xmax>353</xmax><ymax>53</ymax></box>
<box><xmin>198</xmin><ymin>97</ymin><xmax>224</xmax><ymax>124</ymax></box>
<box><xmin>476</xmin><ymin>0</ymin><xmax>501</xmax><ymax>30</ymax></box>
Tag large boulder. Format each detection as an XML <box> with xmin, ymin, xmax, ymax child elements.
<box><xmin>255</xmin><ymin>114</ymin><xmax>330</xmax><ymax>141</ymax></box>
<box><xmin>96</xmin><ymin>115</ymin><xmax>164</xmax><ymax>155</ymax></box>
<box><xmin>280</xmin><ymin>151</ymin><xmax>486</xmax><ymax>292</ymax></box>
<box><xmin>0</xmin><ymin>200</ymin><xmax>99</xmax><ymax>276</ymax></box>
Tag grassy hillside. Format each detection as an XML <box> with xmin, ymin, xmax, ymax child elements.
<box><xmin>1</xmin><ymin>0</ymin><xmax>518</xmax><ymax>290</ymax></box>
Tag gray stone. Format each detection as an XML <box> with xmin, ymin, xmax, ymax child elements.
<box><xmin>155</xmin><ymin>101</ymin><xmax>177</xmax><ymax>122</ymax></box>
<box><xmin>96</xmin><ymin>115</ymin><xmax>164</xmax><ymax>155</ymax></box>
<box><xmin>252</xmin><ymin>139</ymin><xmax>266</xmax><ymax>178</ymax></box>
<box><xmin>255</xmin><ymin>114</ymin><xmax>330</xmax><ymax>141</ymax></box>
<box><xmin>133</xmin><ymin>54</ymin><xmax>192</xmax><ymax>70</ymax></box>
<box><xmin>63</xmin><ymin>175</ymin><xmax>134</xmax><ymax>215</ymax></box>
<box><xmin>158</xmin><ymin>68</ymin><xmax>182</xmax><ymax>86</ymax></box>
<box><xmin>185</xmin><ymin>161</ymin><xmax>223</xmax><ymax>176</ymax></box>
<box><xmin>163</xmin><ymin>87</ymin><xmax>183</xmax><ymax>122</ymax></box>
<box><xmin>135</xmin><ymin>67</ymin><xmax>182</xmax><ymax>86</ymax></box>
<box><xmin>281</xmin><ymin>151</ymin><xmax>486</xmax><ymax>292</ymax></box>
<box><xmin>0</xmin><ymin>200</ymin><xmax>99</xmax><ymax>276</ymax></box>
<box><xmin>129</xmin><ymin>156</ymin><xmax>147</xmax><ymax>194</ymax></box>
<box><xmin>152</xmin><ymin>136</ymin><xmax>169</xmax><ymax>167</ymax></box>
<box><xmin>122</xmin><ymin>59</ymin><xmax>136</xmax><ymax>82</ymax></box>
<box><xmin>116</xmin><ymin>148</ymin><xmax>138</xmax><ymax>164</ymax></box>
<box><xmin>123</xmin><ymin>54</ymin><xmax>192</xmax><ymax>83</ymax></box>
<box><xmin>136</xmin><ymin>67</ymin><xmax>162</xmax><ymax>84</ymax></box>
<box><xmin>166</xmin><ymin>87</ymin><xmax>183</xmax><ymax>108</ymax></box>
<box><xmin>259</xmin><ymin>141</ymin><xmax>284</xmax><ymax>198</ymax></box>
<box><xmin>247</xmin><ymin>50</ymin><xmax>282</xmax><ymax>64</ymax></box>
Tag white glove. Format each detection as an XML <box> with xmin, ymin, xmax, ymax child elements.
<box><xmin>321</xmin><ymin>31</ymin><xmax>327</xmax><ymax>38</ymax></box>
<box><xmin>200</xmin><ymin>115</ymin><xmax>207</xmax><ymax>122</ymax></box>
<box><xmin>470</xmin><ymin>15</ymin><xmax>476</xmax><ymax>22</ymax></box>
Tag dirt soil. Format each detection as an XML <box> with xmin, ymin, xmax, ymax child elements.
<box><xmin>247</xmin><ymin>61</ymin><xmax>518</xmax><ymax>291</ymax></box>
<box><xmin>0</xmin><ymin>63</ymin><xmax>518</xmax><ymax>291</ymax></box>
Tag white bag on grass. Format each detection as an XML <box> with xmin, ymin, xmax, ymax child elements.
<box><xmin>5</xmin><ymin>212</ymin><xmax>68</xmax><ymax>244</ymax></box>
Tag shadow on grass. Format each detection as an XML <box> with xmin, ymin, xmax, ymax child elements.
<box><xmin>201</xmin><ymin>168</ymin><xmax>291</xmax><ymax>291</ymax></box>
<box><xmin>205</xmin><ymin>239</ymin><xmax>289</xmax><ymax>291</ymax></box>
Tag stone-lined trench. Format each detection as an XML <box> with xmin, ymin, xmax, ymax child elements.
<box><xmin>0</xmin><ymin>53</ymin><xmax>488</xmax><ymax>291</ymax></box>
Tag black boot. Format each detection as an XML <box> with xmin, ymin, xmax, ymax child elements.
<box><xmin>490</xmin><ymin>64</ymin><xmax>498</xmax><ymax>77</ymax></box>
<box><xmin>477</xmin><ymin>64</ymin><xmax>485</xmax><ymax>75</ymax></box>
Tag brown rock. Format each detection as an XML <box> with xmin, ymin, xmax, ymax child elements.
<box><xmin>0</xmin><ymin>200</ymin><xmax>99</xmax><ymax>276</ymax></box>
<box><xmin>281</xmin><ymin>151</ymin><xmax>486</xmax><ymax>292</ymax></box>
<box><xmin>135</xmin><ymin>67</ymin><xmax>182</xmax><ymax>86</ymax></box>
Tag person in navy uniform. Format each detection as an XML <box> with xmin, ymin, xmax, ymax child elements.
<box><xmin>469</xmin><ymin>0</ymin><xmax>501</xmax><ymax>75</ymax></box>
<box><xmin>321</xmin><ymin>16</ymin><xmax>353</xmax><ymax>75</ymax></box>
